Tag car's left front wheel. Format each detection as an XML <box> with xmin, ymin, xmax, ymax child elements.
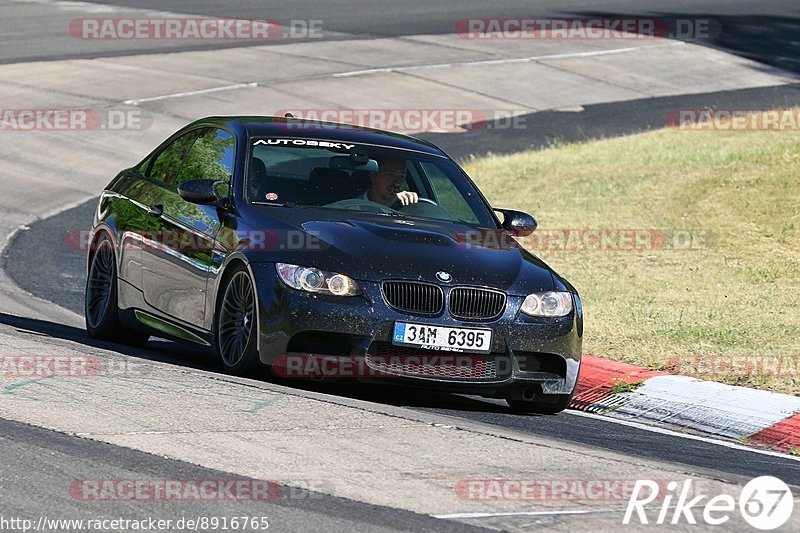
<box><xmin>215</xmin><ymin>265</ymin><xmax>260</xmax><ymax>375</ymax></box>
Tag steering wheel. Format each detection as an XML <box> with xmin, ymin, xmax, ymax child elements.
<box><xmin>324</xmin><ymin>198</ymin><xmax>396</xmax><ymax>214</ymax></box>
<box><xmin>395</xmin><ymin>197</ymin><xmax>437</xmax><ymax>209</ymax></box>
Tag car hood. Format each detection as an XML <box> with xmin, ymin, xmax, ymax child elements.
<box><xmin>239</xmin><ymin>209</ymin><xmax>556</xmax><ymax>295</ymax></box>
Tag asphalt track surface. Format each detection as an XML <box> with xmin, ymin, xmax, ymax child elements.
<box><xmin>1</xmin><ymin>0</ymin><xmax>798</xmax><ymax>74</ymax></box>
<box><xmin>1</xmin><ymin>417</ymin><xmax>483</xmax><ymax>532</ymax></box>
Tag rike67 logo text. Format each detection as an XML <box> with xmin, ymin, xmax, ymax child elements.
<box><xmin>624</xmin><ymin>476</ymin><xmax>794</xmax><ymax>530</ymax></box>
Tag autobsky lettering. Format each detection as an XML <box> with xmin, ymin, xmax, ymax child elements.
<box><xmin>254</xmin><ymin>139</ymin><xmax>355</xmax><ymax>150</ymax></box>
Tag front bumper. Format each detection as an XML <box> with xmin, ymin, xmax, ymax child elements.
<box><xmin>250</xmin><ymin>263</ymin><xmax>582</xmax><ymax>399</ymax></box>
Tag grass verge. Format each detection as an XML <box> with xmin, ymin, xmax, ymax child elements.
<box><xmin>463</xmin><ymin>110</ymin><xmax>800</xmax><ymax>394</ymax></box>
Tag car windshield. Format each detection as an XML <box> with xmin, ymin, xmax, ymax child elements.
<box><xmin>246</xmin><ymin>138</ymin><xmax>496</xmax><ymax>226</ymax></box>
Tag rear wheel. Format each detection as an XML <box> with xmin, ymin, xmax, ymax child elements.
<box><xmin>215</xmin><ymin>266</ymin><xmax>260</xmax><ymax>375</ymax></box>
<box><xmin>85</xmin><ymin>234</ymin><xmax>149</xmax><ymax>346</ymax></box>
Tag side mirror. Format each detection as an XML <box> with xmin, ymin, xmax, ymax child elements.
<box><xmin>495</xmin><ymin>208</ymin><xmax>538</xmax><ymax>236</ymax></box>
<box><xmin>178</xmin><ymin>179</ymin><xmax>224</xmax><ymax>205</ymax></box>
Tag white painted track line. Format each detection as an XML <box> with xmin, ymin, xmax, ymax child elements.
<box><xmin>123</xmin><ymin>82</ymin><xmax>259</xmax><ymax>105</ymax></box>
<box><xmin>333</xmin><ymin>42</ymin><xmax>685</xmax><ymax>77</ymax></box>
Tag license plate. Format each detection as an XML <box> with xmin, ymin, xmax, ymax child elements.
<box><xmin>392</xmin><ymin>322</ymin><xmax>492</xmax><ymax>354</ymax></box>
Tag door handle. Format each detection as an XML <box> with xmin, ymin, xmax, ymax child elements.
<box><xmin>148</xmin><ymin>204</ymin><xmax>164</xmax><ymax>217</ymax></box>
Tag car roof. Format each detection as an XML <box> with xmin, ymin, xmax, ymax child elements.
<box><xmin>185</xmin><ymin>116</ymin><xmax>448</xmax><ymax>157</ymax></box>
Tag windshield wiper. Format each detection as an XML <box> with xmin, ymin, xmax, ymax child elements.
<box><xmin>251</xmin><ymin>201</ymin><xmax>297</xmax><ymax>208</ymax></box>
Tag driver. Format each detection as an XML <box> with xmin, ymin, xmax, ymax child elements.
<box><xmin>360</xmin><ymin>157</ymin><xmax>419</xmax><ymax>207</ymax></box>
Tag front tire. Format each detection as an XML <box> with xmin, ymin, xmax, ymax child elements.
<box><xmin>85</xmin><ymin>234</ymin><xmax>149</xmax><ymax>346</ymax></box>
<box><xmin>214</xmin><ymin>265</ymin><xmax>260</xmax><ymax>375</ymax></box>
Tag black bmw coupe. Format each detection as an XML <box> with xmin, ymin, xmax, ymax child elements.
<box><xmin>85</xmin><ymin>116</ymin><xmax>583</xmax><ymax>413</ymax></box>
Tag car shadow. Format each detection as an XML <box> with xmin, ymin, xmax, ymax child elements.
<box><xmin>282</xmin><ymin>379</ymin><xmax>511</xmax><ymax>413</ymax></box>
<box><xmin>0</xmin><ymin>312</ymin><xmax>514</xmax><ymax>415</ymax></box>
<box><xmin>0</xmin><ymin>312</ymin><xmax>219</xmax><ymax>371</ymax></box>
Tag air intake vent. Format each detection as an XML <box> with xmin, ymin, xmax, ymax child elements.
<box><xmin>382</xmin><ymin>281</ymin><xmax>444</xmax><ymax>315</ymax></box>
<box><xmin>366</xmin><ymin>342</ymin><xmax>500</xmax><ymax>380</ymax></box>
<box><xmin>449</xmin><ymin>287</ymin><xmax>506</xmax><ymax>320</ymax></box>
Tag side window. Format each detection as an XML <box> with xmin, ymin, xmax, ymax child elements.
<box><xmin>405</xmin><ymin>162</ymin><xmax>430</xmax><ymax>197</ymax></box>
<box><xmin>148</xmin><ymin>131</ymin><xmax>198</xmax><ymax>184</ymax></box>
<box><xmin>421</xmin><ymin>162</ymin><xmax>480</xmax><ymax>224</ymax></box>
<box><xmin>173</xmin><ymin>128</ymin><xmax>235</xmax><ymax>189</ymax></box>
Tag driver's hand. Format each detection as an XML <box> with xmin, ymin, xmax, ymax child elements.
<box><xmin>396</xmin><ymin>191</ymin><xmax>419</xmax><ymax>206</ymax></box>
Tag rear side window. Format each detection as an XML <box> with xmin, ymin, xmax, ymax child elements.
<box><xmin>148</xmin><ymin>131</ymin><xmax>199</xmax><ymax>184</ymax></box>
<box><xmin>174</xmin><ymin>128</ymin><xmax>235</xmax><ymax>188</ymax></box>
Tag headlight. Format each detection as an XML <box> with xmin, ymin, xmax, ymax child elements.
<box><xmin>520</xmin><ymin>291</ymin><xmax>573</xmax><ymax>317</ymax></box>
<box><xmin>276</xmin><ymin>263</ymin><xmax>361</xmax><ymax>296</ymax></box>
